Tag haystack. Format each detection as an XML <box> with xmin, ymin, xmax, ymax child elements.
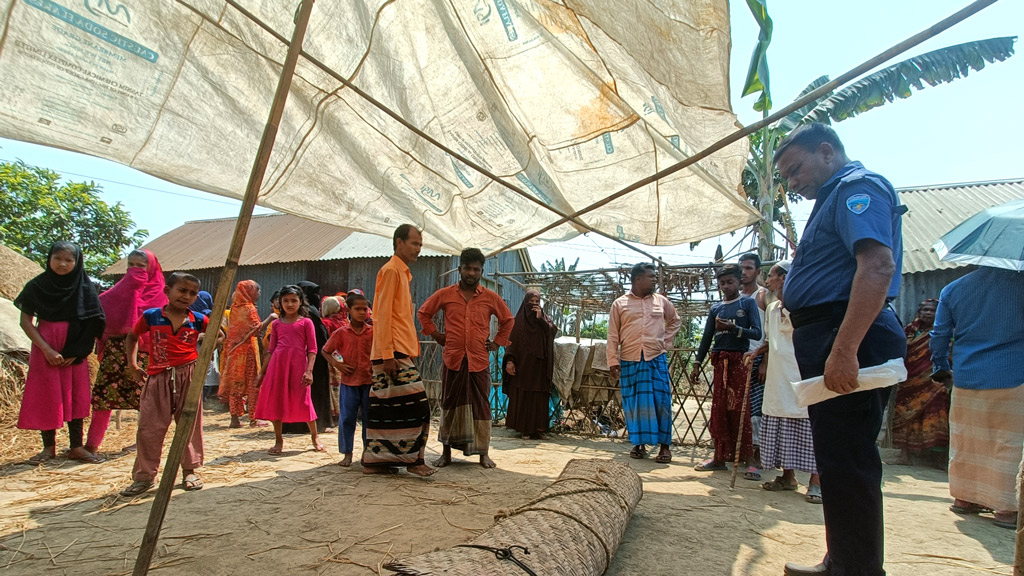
<box><xmin>0</xmin><ymin>244</ymin><xmax>41</xmax><ymax>301</ymax></box>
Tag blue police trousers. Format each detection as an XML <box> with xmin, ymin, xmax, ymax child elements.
<box><xmin>791</xmin><ymin>305</ymin><xmax>906</xmax><ymax>576</ymax></box>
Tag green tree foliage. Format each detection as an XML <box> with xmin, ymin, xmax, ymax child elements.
<box><xmin>580</xmin><ymin>319</ymin><xmax>608</xmax><ymax>340</ymax></box>
<box><xmin>0</xmin><ymin>160</ymin><xmax>148</xmax><ymax>278</ymax></box>
<box><xmin>741</xmin><ymin>36</ymin><xmax>1016</xmax><ymax>259</ymax></box>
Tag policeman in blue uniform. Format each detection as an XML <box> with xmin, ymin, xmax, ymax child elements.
<box><xmin>775</xmin><ymin>124</ymin><xmax>907</xmax><ymax>576</ymax></box>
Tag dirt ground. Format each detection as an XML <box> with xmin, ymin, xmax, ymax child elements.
<box><xmin>0</xmin><ymin>404</ymin><xmax>1015</xmax><ymax>576</ymax></box>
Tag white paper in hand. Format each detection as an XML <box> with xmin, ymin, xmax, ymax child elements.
<box><xmin>792</xmin><ymin>358</ymin><xmax>907</xmax><ymax>408</ymax></box>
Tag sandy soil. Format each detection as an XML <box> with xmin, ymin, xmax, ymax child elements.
<box><xmin>0</xmin><ymin>404</ymin><xmax>1014</xmax><ymax>576</ymax></box>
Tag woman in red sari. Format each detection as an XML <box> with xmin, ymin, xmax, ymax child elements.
<box><xmin>220</xmin><ymin>280</ymin><xmax>268</xmax><ymax>428</ymax></box>
<box><xmin>892</xmin><ymin>298</ymin><xmax>949</xmax><ymax>467</ymax></box>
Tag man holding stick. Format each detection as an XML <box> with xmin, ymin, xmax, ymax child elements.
<box><xmin>691</xmin><ymin>264</ymin><xmax>762</xmax><ymax>474</ymax></box>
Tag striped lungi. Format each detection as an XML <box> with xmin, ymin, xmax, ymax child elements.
<box><xmin>759</xmin><ymin>414</ymin><xmax>817</xmax><ymax>474</ymax></box>
<box><xmin>948</xmin><ymin>385</ymin><xmax>1024</xmax><ymax>512</ymax></box>
<box><xmin>363</xmin><ymin>357</ymin><xmax>431</xmax><ymax>468</ymax></box>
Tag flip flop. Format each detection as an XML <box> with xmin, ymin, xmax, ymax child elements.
<box><xmin>950</xmin><ymin>502</ymin><xmax>992</xmax><ymax>515</ymax></box>
<box><xmin>70</xmin><ymin>452</ymin><xmax>105</xmax><ymax>464</ymax></box>
<box><xmin>762</xmin><ymin>477</ymin><xmax>798</xmax><ymax>491</ymax></box>
<box><xmin>182</xmin><ymin>474</ymin><xmax>204</xmax><ymax>491</ymax></box>
<box><xmin>654</xmin><ymin>452</ymin><xmax>672</xmax><ymax>464</ymax></box>
<box><xmin>28</xmin><ymin>451</ymin><xmax>55</xmax><ymax>464</ymax></box>
<box><xmin>120</xmin><ymin>481</ymin><xmax>153</xmax><ymax>497</ymax></box>
<box><xmin>694</xmin><ymin>460</ymin><xmax>727</xmax><ymax>471</ymax></box>
<box><xmin>629</xmin><ymin>445</ymin><xmax>648</xmax><ymax>459</ymax></box>
<box><xmin>805</xmin><ymin>484</ymin><xmax>823</xmax><ymax>504</ymax></box>
<box><xmin>743</xmin><ymin>466</ymin><xmax>762</xmax><ymax>481</ymax></box>
<box><xmin>993</xmin><ymin>513</ymin><xmax>1018</xmax><ymax>529</ymax></box>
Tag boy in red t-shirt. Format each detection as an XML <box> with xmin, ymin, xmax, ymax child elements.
<box><xmin>322</xmin><ymin>292</ymin><xmax>373</xmax><ymax>467</ymax></box>
<box><xmin>120</xmin><ymin>273</ymin><xmax>208</xmax><ymax>497</ymax></box>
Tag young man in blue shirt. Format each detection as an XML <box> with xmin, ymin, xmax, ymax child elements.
<box><xmin>775</xmin><ymin>124</ymin><xmax>906</xmax><ymax>576</ymax></box>
<box><xmin>691</xmin><ymin>265</ymin><xmax>762</xmax><ymax>472</ymax></box>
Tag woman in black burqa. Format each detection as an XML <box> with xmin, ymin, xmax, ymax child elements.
<box><xmin>501</xmin><ymin>290</ymin><xmax>558</xmax><ymax>439</ymax></box>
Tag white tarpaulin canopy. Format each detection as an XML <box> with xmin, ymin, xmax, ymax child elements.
<box><xmin>0</xmin><ymin>0</ymin><xmax>755</xmax><ymax>253</ymax></box>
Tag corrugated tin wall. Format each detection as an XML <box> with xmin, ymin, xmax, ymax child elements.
<box><xmin>131</xmin><ymin>251</ymin><xmax>529</xmax><ymax>323</ymax></box>
<box><xmin>894</xmin><ymin>268</ymin><xmax>973</xmax><ymax>324</ymax></box>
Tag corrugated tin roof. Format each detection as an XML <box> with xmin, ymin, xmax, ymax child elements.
<box><xmin>104</xmin><ymin>213</ymin><xmax>449</xmax><ymax>275</ymax></box>
<box><xmin>319</xmin><ymin>231</ymin><xmax>448</xmax><ymax>260</ymax></box>
<box><xmin>900</xmin><ymin>178</ymin><xmax>1024</xmax><ymax>275</ymax></box>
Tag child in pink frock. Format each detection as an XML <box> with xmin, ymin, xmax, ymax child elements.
<box><xmin>15</xmin><ymin>241</ymin><xmax>105</xmax><ymax>464</ymax></box>
<box><xmin>254</xmin><ymin>285</ymin><xmax>324</xmax><ymax>454</ymax></box>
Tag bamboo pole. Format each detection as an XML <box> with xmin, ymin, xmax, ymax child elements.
<box><xmin>488</xmin><ymin>0</ymin><xmax>1001</xmax><ymax>255</ymax></box>
<box><xmin>131</xmin><ymin>2</ymin><xmax>316</xmax><ymax>574</ymax></box>
<box><xmin>1015</xmin><ymin>443</ymin><xmax>1022</xmax><ymax>576</ymax></box>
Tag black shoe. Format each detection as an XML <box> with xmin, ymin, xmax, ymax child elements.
<box><xmin>783</xmin><ymin>562</ymin><xmax>829</xmax><ymax>576</ymax></box>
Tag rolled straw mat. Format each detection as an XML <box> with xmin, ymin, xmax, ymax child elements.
<box><xmin>385</xmin><ymin>458</ymin><xmax>642</xmax><ymax>575</ymax></box>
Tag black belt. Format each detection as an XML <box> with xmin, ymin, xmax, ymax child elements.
<box><xmin>790</xmin><ymin>299</ymin><xmax>895</xmax><ymax>329</ymax></box>
<box><xmin>371</xmin><ymin>351</ymin><xmax>410</xmax><ymax>365</ymax></box>
<box><xmin>789</xmin><ymin>301</ymin><xmax>848</xmax><ymax>329</ymax></box>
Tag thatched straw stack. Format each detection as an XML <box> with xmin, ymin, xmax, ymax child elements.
<box><xmin>0</xmin><ymin>244</ymin><xmax>42</xmax><ymax>301</ymax></box>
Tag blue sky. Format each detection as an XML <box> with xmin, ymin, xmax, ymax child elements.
<box><xmin>1</xmin><ymin>0</ymin><xmax>1021</xmax><ymax>270</ymax></box>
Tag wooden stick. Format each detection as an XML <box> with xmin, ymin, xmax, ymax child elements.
<box><xmin>489</xmin><ymin>0</ymin><xmax>1001</xmax><ymax>255</ymax></box>
<box><xmin>131</xmin><ymin>2</ymin><xmax>316</xmax><ymax>574</ymax></box>
<box><xmin>1015</xmin><ymin>441</ymin><xmax>1022</xmax><ymax>576</ymax></box>
<box><xmin>729</xmin><ymin>356</ymin><xmax>753</xmax><ymax>490</ymax></box>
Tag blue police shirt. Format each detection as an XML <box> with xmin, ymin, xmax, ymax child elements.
<box><xmin>784</xmin><ymin>161</ymin><xmax>905</xmax><ymax>311</ymax></box>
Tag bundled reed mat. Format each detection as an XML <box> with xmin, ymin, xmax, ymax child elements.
<box><xmin>385</xmin><ymin>458</ymin><xmax>642</xmax><ymax>576</ymax></box>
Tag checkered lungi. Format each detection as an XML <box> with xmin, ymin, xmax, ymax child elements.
<box><xmin>759</xmin><ymin>414</ymin><xmax>817</xmax><ymax>474</ymax></box>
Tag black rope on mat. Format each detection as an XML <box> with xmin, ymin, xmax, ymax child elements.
<box><xmin>453</xmin><ymin>545</ymin><xmax>537</xmax><ymax>576</ymax></box>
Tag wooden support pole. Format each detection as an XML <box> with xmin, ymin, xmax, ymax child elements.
<box><xmin>131</xmin><ymin>1</ymin><xmax>316</xmax><ymax>574</ymax></box>
<box><xmin>1015</xmin><ymin>443</ymin><xmax>1022</xmax><ymax>576</ymax></box>
<box><xmin>489</xmin><ymin>0</ymin><xmax>1001</xmax><ymax>255</ymax></box>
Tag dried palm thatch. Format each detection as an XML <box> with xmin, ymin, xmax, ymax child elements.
<box><xmin>0</xmin><ymin>352</ymin><xmax>28</xmax><ymax>430</ymax></box>
<box><xmin>385</xmin><ymin>459</ymin><xmax>642</xmax><ymax>576</ymax></box>
<box><xmin>0</xmin><ymin>244</ymin><xmax>42</xmax><ymax>301</ymax></box>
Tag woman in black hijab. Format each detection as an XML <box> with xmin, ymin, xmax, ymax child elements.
<box><xmin>14</xmin><ymin>241</ymin><xmax>106</xmax><ymax>463</ymax></box>
<box><xmin>287</xmin><ymin>281</ymin><xmax>336</xmax><ymax>432</ymax></box>
<box><xmin>502</xmin><ymin>290</ymin><xmax>558</xmax><ymax>439</ymax></box>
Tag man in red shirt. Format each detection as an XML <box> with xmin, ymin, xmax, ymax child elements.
<box><xmin>418</xmin><ymin>248</ymin><xmax>514</xmax><ymax>468</ymax></box>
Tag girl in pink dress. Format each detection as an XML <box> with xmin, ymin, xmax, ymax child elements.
<box><xmin>15</xmin><ymin>241</ymin><xmax>106</xmax><ymax>464</ymax></box>
<box><xmin>254</xmin><ymin>285</ymin><xmax>324</xmax><ymax>454</ymax></box>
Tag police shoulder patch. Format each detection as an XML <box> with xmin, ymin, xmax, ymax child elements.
<box><xmin>847</xmin><ymin>193</ymin><xmax>871</xmax><ymax>215</ymax></box>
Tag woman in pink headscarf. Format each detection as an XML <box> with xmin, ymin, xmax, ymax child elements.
<box><xmin>84</xmin><ymin>249</ymin><xmax>167</xmax><ymax>454</ymax></box>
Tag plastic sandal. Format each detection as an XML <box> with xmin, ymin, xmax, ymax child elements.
<box><xmin>805</xmin><ymin>484</ymin><xmax>823</xmax><ymax>504</ymax></box>
<box><xmin>120</xmin><ymin>481</ymin><xmax>153</xmax><ymax>497</ymax></box>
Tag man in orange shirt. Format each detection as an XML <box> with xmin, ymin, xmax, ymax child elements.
<box><xmin>418</xmin><ymin>248</ymin><xmax>514</xmax><ymax>469</ymax></box>
<box><xmin>364</xmin><ymin>224</ymin><xmax>434</xmax><ymax>477</ymax></box>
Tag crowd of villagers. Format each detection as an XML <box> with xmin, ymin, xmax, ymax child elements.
<box><xmin>11</xmin><ymin>239</ymin><xmax>559</xmax><ymax>494</ymax></box>
<box><xmin>10</xmin><ymin>237</ymin><xmax>1019</xmax><ymax>529</ymax></box>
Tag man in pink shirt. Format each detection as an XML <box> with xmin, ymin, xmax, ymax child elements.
<box><xmin>607</xmin><ymin>263</ymin><xmax>682</xmax><ymax>463</ymax></box>
<box><xmin>418</xmin><ymin>248</ymin><xmax>514</xmax><ymax>469</ymax></box>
